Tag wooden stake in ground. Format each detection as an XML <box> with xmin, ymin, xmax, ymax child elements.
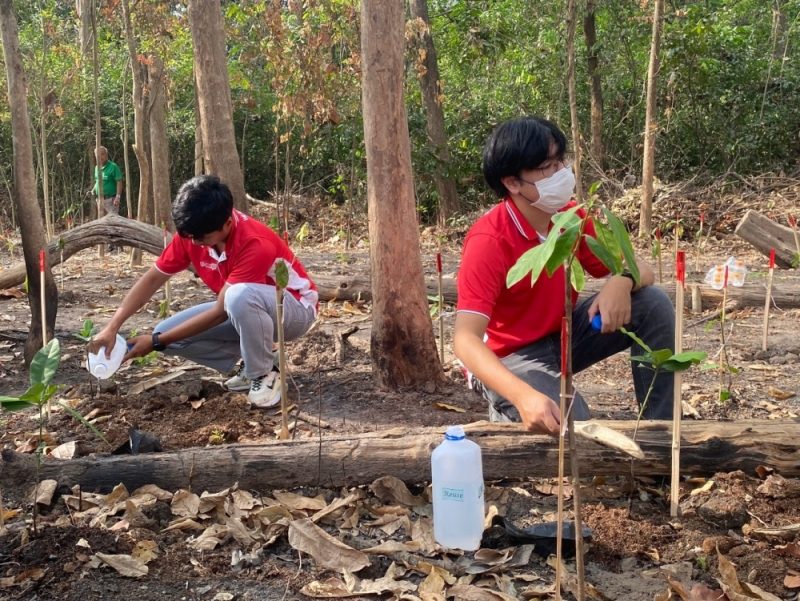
<box><xmin>39</xmin><ymin>249</ymin><xmax>47</xmax><ymax>346</ymax></box>
<box><xmin>555</xmin><ymin>316</ymin><xmax>568</xmax><ymax>601</ymax></box>
<box><xmin>655</xmin><ymin>228</ymin><xmax>663</xmax><ymax>284</ymax></box>
<box><xmin>719</xmin><ymin>265</ymin><xmax>731</xmax><ymax>402</ymax></box>
<box><xmin>162</xmin><ymin>225</ymin><xmax>171</xmax><ymax>317</ymax></box>
<box><xmin>436</xmin><ymin>252</ymin><xmax>444</xmax><ymax>364</ymax></box>
<box><xmin>670</xmin><ymin>250</ymin><xmax>685</xmax><ymax>517</ymax></box>
<box><xmin>694</xmin><ymin>212</ymin><xmax>704</xmax><ymax>272</ymax></box>
<box><xmin>275</xmin><ymin>260</ymin><xmax>290</xmax><ymax>440</ymax></box>
<box><xmin>762</xmin><ymin>248</ymin><xmax>776</xmax><ymax>352</ymax></box>
<box><xmin>789</xmin><ymin>215</ymin><xmax>799</xmax><ymax>266</ymax></box>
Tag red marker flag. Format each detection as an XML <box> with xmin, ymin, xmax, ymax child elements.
<box><xmin>676</xmin><ymin>250</ymin><xmax>685</xmax><ymax>285</ymax></box>
<box><xmin>655</xmin><ymin>228</ymin><xmax>662</xmax><ymax>241</ymax></box>
<box><xmin>39</xmin><ymin>249</ymin><xmax>45</xmax><ymax>272</ymax></box>
<box><xmin>789</xmin><ymin>214</ymin><xmax>797</xmax><ymax>229</ymax></box>
<box><xmin>282</xmin><ymin>230</ymin><xmax>289</xmax><ymax>244</ymax></box>
<box><xmin>700</xmin><ymin>212</ymin><xmax>705</xmax><ymax>225</ymax></box>
<box><xmin>769</xmin><ymin>248</ymin><xmax>776</xmax><ymax>269</ymax></box>
<box><xmin>723</xmin><ymin>264</ymin><xmax>729</xmax><ymax>288</ymax></box>
<box><xmin>436</xmin><ymin>253</ymin><xmax>442</xmax><ymax>274</ymax></box>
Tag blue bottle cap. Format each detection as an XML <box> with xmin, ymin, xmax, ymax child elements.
<box><xmin>591</xmin><ymin>314</ymin><xmax>603</xmax><ymax>331</ymax></box>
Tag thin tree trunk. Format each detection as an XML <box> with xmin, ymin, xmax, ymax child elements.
<box><xmin>188</xmin><ymin>0</ymin><xmax>247</xmax><ymax>212</ymax></box>
<box><xmin>0</xmin><ymin>0</ymin><xmax>58</xmax><ymax>365</ymax></box>
<box><xmin>39</xmin><ymin>10</ymin><xmax>52</xmax><ymax>239</ymax></box>
<box><xmin>193</xmin><ymin>68</ymin><xmax>204</xmax><ymax>176</ymax></box>
<box><xmin>91</xmin><ymin>2</ymin><xmax>106</xmax><ymax>258</ymax></box>
<box><xmin>77</xmin><ymin>0</ymin><xmax>91</xmax><ymax>60</ymax></box>
<box><xmin>639</xmin><ymin>0</ymin><xmax>664</xmax><ymax>237</ymax></box>
<box><xmin>566</xmin><ymin>0</ymin><xmax>583</xmax><ymax>202</ymax></box>
<box><xmin>122</xmin><ymin>58</ymin><xmax>133</xmax><ymax>219</ymax></box>
<box><xmin>148</xmin><ymin>55</ymin><xmax>172</xmax><ymax>230</ymax></box>
<box><xmin>583</xmin><ymin>0</ymin><xmax>604</xmax><ymax>171</ymax></box>
<box><xmin>409</xmin><ymin>0</ymin><xmax>459</xmax><ymax>226</ymax></box>
<box><xmin>360</xmin><ymin>0</ymin><xmax>444</xmax><ymax>388</ymax></box>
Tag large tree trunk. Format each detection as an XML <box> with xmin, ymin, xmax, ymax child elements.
<box><xmin>583</xmin><ymin>0</ymin><xmax>605</xmax><ymax>171</ymax></box>
<box><xmin>566</xmin><ymin>0</ymin><xmax>582</xmax><ymax>202</ymax></box>
<box><xmin>735</xmin><ymin>210</ymin><xmax>799</xmax><ymax>269</ymax></box>
<box><xmin>360</xmin><ymin>0</ymin><xmax>444</xmax><ymax>388</ymax></box>
<box><xmin>639</xmin><ymin>0</ymin><xmax>664</xmax><ymax>237</ymax></box>
<box><xmin>121</xmin><ymin>0</ymin><xmax>154</xmax><ymax>266</ymax></box>
<box><xmin>409</xmin><ymin>0</ymin><xmax>459</xmax><ymax>226</ymax></box>
<box><xmin>2</xmin><ymin>420</ymin><xmax>798</xmax><ymax>494</ymax></box>
<box><xmin>76</xmin><ymin>0</ymin><xmax>92</xmax><ymax>60</ymax></box>
<box><xmin>0</xmin><ymin>0</ymin><xmax>58</xmax><ymax>365</ymax></box>
<box><xmin>188</xmin><ymin>0</ymin><xmax>247</xmax><ymax>212</ymax></box>
<box><xmin>148</xmin><ymin>55</ymin><xmax>172</xmax><ymax>231</ymax></box>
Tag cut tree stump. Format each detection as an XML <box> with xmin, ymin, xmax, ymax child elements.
<box><xmin>2</xmin><ymin>420</ymin><xmax>798</xmax><ymax>494</ymax></box>
<box><xmin>735</xmin><ymin>210</ymin><xmax>798</xmax><ymax>269</ymax></box>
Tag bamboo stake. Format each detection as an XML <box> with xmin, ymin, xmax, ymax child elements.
<box><xmin>436</xmin><ymin>252</ymin><xmax>444</xmax><ymax>364</ymax></box>
<box><xmin>719</xmin><ymin>265</ymin><xmax>730</xmax><ymax>402</ymax></box>
<box><xmin>276</xmin><ymin>281</ymin><xmax>289</xmax><ymax>440</ymax></box>
<box><xmin>162</xmin><ymin>225</ymin><xmax>171</xmax><ymax>317</ymax></box>
<box><xmin>789</xmin><ymin>215</ymin><xmax>799</xmax><ymax>265</ymax></box>
<box><xmin>761</xmin><ymin>248</ymin><xmax>775</xmax><ymax>352</ymax></box>
<box><xmin>655</xmin><ymin>228</ymin><xmax>663</xmax><ymax>284</ymax></box>
<box><xmin>694</xmin><ymin>212</ymin><xmax>704</xmax><ymax>273</ymax></box>
<box><xmin>555</xmin><ymin>316</ymin><xmax>568</xmax><ymax>601</ymax></box>
<box><xmin>670</xmin><ymin>250</ymin><xmax>685</xmax><ymax>517</ymax></box>
<box><xmin>39</xmin><ymin>249</ymin><xmax>47</xmax><ymax>346</ymax></box>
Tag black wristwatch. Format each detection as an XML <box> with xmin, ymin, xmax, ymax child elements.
<box><xmin>619</xmin><ymin>270</ymin><xmax>637</xmax><ymax>290</ymax></box>
<box><xmin>152</xmin><ymin>332</ymin><xmax>166</xmax><ymax>351</ymax></box>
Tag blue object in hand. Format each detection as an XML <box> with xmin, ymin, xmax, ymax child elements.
<box><xmin>591</xmin><ymin>314</ymin><xmax>603</xmax><ymax>331</ymax></box>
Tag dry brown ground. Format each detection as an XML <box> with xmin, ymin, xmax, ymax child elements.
<box><xmin>0</xmin><ymin>192</ymin><xmax>799</xmax><ymax>600</ymax></box>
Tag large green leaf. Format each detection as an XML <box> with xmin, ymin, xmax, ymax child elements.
<box><xmin>569</xmin><ymin>261</ymin><xmax>586</xmax><ymax>292</ymax></box>
<box><xmin>585</xmin><ymin>235</ymin><xmax>622</xmax><ymax>274</ymax></box>
<box><xmin>0</xmin><ymin>396</ymin><xmax>34</xmax><ymax>412</ymax></box>
<box><xmin>603</xmin><ymin>208</ymin><xmax>640</xmax><ymax>284</ymax></box>
<box><xmin>507</xmin><ymin>235</ymin><xmax>558</xmax><ymax>288</ymax></box>
<box><xmin>20</xmin><ymin>383</ymin><xmax>59</xmax><ymax>404</ymax></box>
<box><xmin>550</xmin><ymin>205</ymin><xmax>582</xmax><ymax>230</ymax></box>
<box><xmin>659</xmin><ymin>351</ymin><xmax>708</xmax><ymax>372</ymax></box>
<box><xmin>30</xmin><ymin>338</ymin><xmax>61</xmax><ymax>387</ymax></box>
<box><xmin>620</xmin><ymin>327</ymin><xmax>653</xmax><ymax>354</ymax></box>
<box><xmin>591</xmin><ymin>220</ymin><xmax>623</xmax><ymax>273</ymax></box>
<box><xmin>275</xmin><ymin>260</ymin><xmax>290</xmax><ymax>289</ymax></box>
<box><xmin>544</xmin><ymin>224</ymin><xmax>580</xmax><ymax>276</ymax></box>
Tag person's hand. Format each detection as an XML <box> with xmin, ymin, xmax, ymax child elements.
<box><xmin>87</xmin><ymin>328</ymin><xmax>119</xmax><ymax>356</ymax></box>
<box><xmin>588</xmin><ymin>277</ymin><xmax>633</xmax><ymax>333</ymax></box>
<box><xmin>113</xmin><ymin>194</ymin><xmax>120</xmax><ymax>207</ymax></box>
<box><xmin>124</xmin><ymin>334</ymin><xmax>153</xmax><ymax>360</ymax></box>
<box><xmin>516</xmin><ymin>391</ymin><xmax>561</xmax><ymax>436</ymax></box>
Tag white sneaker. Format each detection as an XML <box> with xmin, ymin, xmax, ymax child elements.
<box><xmin>248</xmin><ymin>370</ymin><xmax>281</xmax><ymax>408</ymax></box>
<box><xmin>225</xmin><ymin>363</ymin><xmax>250</xmax><ymax>391</ymax></box>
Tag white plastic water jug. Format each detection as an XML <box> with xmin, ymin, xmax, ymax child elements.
<box><xmin>87</xmin><ymin>334</ymin><xmax>128</xmax><ymax>379</ymax></box>
<box><xmin>431</xmin><ymin>425</ymin><xmax>485</xmax><ymax>551</ymax></box>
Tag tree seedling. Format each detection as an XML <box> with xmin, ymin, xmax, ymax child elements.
<box><xmin>75</xmin><ymin>319</ymin><xmax>96</xmax><ymax>342</ymax></box>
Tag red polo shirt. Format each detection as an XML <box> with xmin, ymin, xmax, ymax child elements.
<box><xmin>456</xmin><ymin>199</ymin><xmax>608</xmax><ymax>357</ymax></box>
<box><xmin>155</xmin><ymin>210</ymin><xmax>318</xmax><ymax>311</ymax></box>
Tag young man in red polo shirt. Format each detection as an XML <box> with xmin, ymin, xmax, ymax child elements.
<box><xmin>89</xmin><ymin>176</ymin><xmax>318</xmax><ymax>408</ymax></box>
<box><xmin>454</xmin><ymin>117</ymin><xmax>674</xmax><ymax>436</ymax></box>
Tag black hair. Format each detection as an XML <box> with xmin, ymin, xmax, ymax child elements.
<box><xmin>482</xmin><ymin>116</ymin><xmax>568</xmax><ymax>197</ymax></box>
<box><xmin>172</xmin><ymin>175</ymin><xmax>234</xmax><ymax>238</ymax></box>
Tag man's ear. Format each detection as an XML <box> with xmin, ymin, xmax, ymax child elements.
<box><xmin>501</xmin><ymin>175</ymin><xmax>521</xmax><ymax>195</ymax></box>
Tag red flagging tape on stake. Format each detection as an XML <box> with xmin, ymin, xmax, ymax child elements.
<box><xmin>769</xmin><ymin>248</ymin><xmax>775</xmax><ymax>269</ymax></box>
<box><xmin>39</xmin><ymin>249</ymin><xmax>45</xmax><ymax>272</ymax></box>
<box><xmin>436</xmin><ymin>253</ymin><xmax>442</xmax><ymax>274</ymax></box>
<box><xmin>560</xmin><ymin>316</ymin><xmax>568</xmax><ymax>376</ymax></box>
<box><xmin>283</xmin><ymin>230</ymin><xmax>289</xmax><ymax>244</ymax></box>
<box><xmin>676</xmin><ymin>250</ymin><xmax>685</xmax><ymax>285</ymax></box>
<box><xmin>723</xmin><ymin>264</ymin><xmax>729</xmax><ymax>288</ymax></box>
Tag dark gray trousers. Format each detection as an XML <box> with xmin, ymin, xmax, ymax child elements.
<box><xmin>478</xmin><ymin>286</ymin><xmax>676</xmax><ymax>422</ymax></box>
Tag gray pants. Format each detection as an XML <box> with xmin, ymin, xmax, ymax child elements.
<box><xmin>478</xmin><ymin>286</ymin><xmax>676</xmax><ymax>422</ymax></box>
<box><xmin>154</xmin><ymin>282</ymin><xmax>316</xmax><ymax>379</ymax></box>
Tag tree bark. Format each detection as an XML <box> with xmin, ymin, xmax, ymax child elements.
<box><xmin>0</xmin><ymin>0</ymin><xmax>58</xmax><ymax>364</ymax></box>
<box><xmin>409</xmin><ymin>0</ymin><xmax>459</xmax><ymax>225</ymax></box>
<box><xmin>639</xmin><ymin>0</ymin><xmax>664</xmax><ymax>237</ymax></box>
<box><xmin>188</xmin><ymin>0</ymin><xmax>247</xmax><ymax>212</ymax></box>
<box><xmin>76</xmin><ymin>0</ymin><xmax>92</xmax><ymax>60</ymax></box>
<box><xmin>583</xmin><ymin>0</ymin><xmax>604</xmax><ymax>171</ymax></box>
<box><xmin>147</xmin><ymin>55</ymin><xmax>172</xmax><ymax>231</ymax></box>
<box><xmin>566</xmin><ymin>0</ymin><xmax>583</xmax><ymax>202</ymax></box>
<box><xmin>3</xmin><ymin>420</ymin><xmax>798</xmax><ymax>494</ymax></box>
<box><xmin>360</xmin><ymin>0</ymin><xmax>444</xmax><ymax>388</ymax></box>
<box><xmin>734</xmin><ymin>210</ymin><xmax>799</xmax><ymax>269</ymax></box>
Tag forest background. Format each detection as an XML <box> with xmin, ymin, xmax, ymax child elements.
<box><xmin>1</xmin><ymin>0</ymin><xmax>798</xmax><ymax>234</ymax></box>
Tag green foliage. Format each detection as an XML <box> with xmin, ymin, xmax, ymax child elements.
<box><xmin>275</xmin><ymin>259</ymin><xmax>289</xmax><ymax>289</ymax></box>
<box><xmin>132</xmin><ymin>351</ymin><xmax>158</xmax><ymax>367</ymax></box>
<box><xmin>623</xmin><ymin>327</ymin><xmax>707</xmax><ymax>373</ymax></box>
<box><xmin>75</xmin><ymin>319</ymin><xmax>96</xmax><ymax>342</ymax></box>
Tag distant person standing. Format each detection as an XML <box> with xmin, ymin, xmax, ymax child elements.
<box><xmin>93</xmin><ymin>146</ymin><xmax>124</xmax><ymax>216</ymax></box>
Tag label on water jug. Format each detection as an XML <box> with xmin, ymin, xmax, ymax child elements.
<box><xmin>438</xmin><ymin>481</ymin><xmax>483</xmax><ymax>503</ymax></box>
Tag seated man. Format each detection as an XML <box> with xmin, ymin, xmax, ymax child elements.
<box><xmin>454</xmin><ymin>116</ymin><xmax>675</xmax><ymax>435</ymax></box>
<box><xmin>89</xmin><ymin>175</ymin><xmax>318</xmax><ymax>408</ymax></box>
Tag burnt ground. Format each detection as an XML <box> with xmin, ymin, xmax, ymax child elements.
<box><xmin>0</xmin><ymin>196</ymin><xmax>799</xmax><ymax>600</ymax></box>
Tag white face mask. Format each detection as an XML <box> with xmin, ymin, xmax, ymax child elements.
<box><xmin>530</xmin><ymin>166</ymin><xmax>575</xmax><ymax>213</ymax></box>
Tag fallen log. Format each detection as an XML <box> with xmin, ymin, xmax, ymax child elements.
<box><xmin>0</xmin><ymin>214</ymin><xmax>165</xmax><ymax>290</ymax></box>
<box><xmin>3</xmin><ymin>217</ymin><xmax>799</xmax><ymax>310</ymax></box>
<box><xmin>315</xmin><ymin>274</ymin><xmax>800</xmax><ymax>310</ymax></box>
<box><xmin>735</xmin><ymin>210</ymin><xmax>798</xmax><ymax>269</ymax></box>
<box><xmin>2</xmin><ymin>420</ymin><xmax>798</xmax><ymax>494</ymax></box>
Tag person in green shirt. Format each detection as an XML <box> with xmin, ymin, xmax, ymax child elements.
<box><xmin>94</xmin><ymin>146</ymin><xmax>124</xmax><ymax>216</ymax></box>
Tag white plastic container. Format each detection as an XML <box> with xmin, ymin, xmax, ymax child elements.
<box><xmin>87</xmin><ymin>334</ymin><xmax>128</xmax><ymax>379</ymax></box>
<box><xmin>431</xmin><ymin>425</ymin><xmax>485</xmax><ymax>551</ymax></box>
